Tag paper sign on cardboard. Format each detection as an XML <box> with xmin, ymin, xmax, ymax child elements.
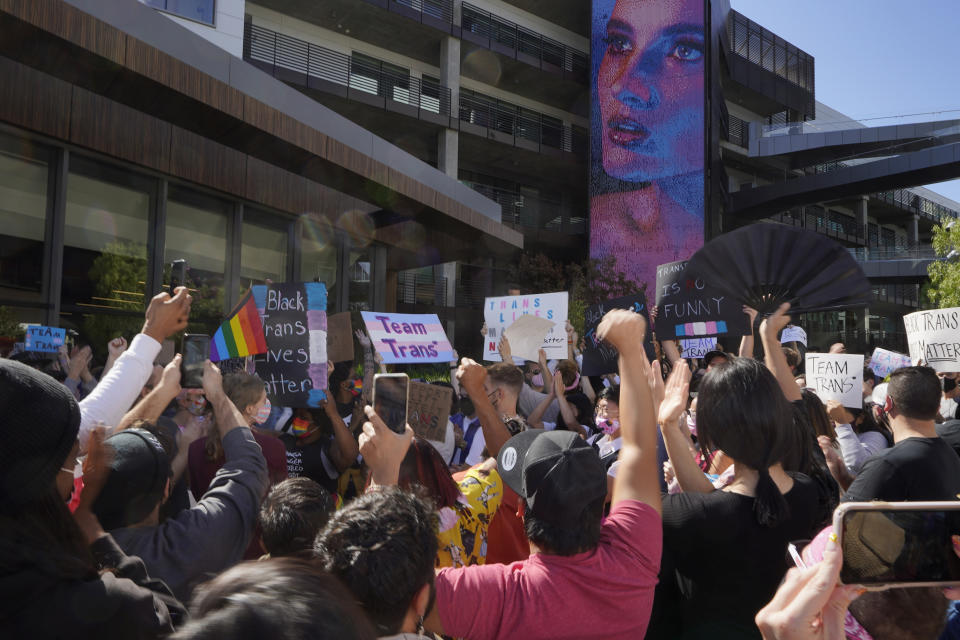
<box><xmin>869</xmin><ymin>347</ymin><xmax>912</xmax><ymax>379</ymax></box>
<box><xmin>24</xmin><ymin>326</ymin><xmax>65</xmax><ymax>353</ymax></box>
<box><xmin>484</xmin><ymin>292</ymin><xmax>569</xmax><ymax>362</ymax></box>
<box><xmin>361</xmin><ymin>312</ymin><xmax>454</xmax><ymax>364</ymax></box>
<box><xmin>805</xmin><ymin>353</ymin><xmax>864</xmax><ymax>408</ymax></box>
<box><xmin>408</xmin><ymin>380</ymin><xmax>453</xmax><ymax>442</ymax></box>
<box><xmin>904</xmin><ymin>308</ymin><xmax>960</xmax><ymax>372</ymax></box>
<box><xmin>580</xmin><ymin>293</ymin><xmax>654</xmax><ymax>376</ymax></box>
<box><xmin>681</xmin><ymin>337</ymin><xmax>717</xmax><ymax>359</ymax></box>
<box><xmin>503</xmin><ymin>314</ymin><xmax>556</xmax><ymax>362</ymax></box>
<box><xmin>326</xmin><ymin>312</ymin><xmax>354</xmax><ymax>364</ymax></box>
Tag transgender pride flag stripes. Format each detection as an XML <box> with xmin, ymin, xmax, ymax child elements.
<box><xmin>674</xmin><ymin>321</ymin><xmax>728</xmax><ymax>337</ymax></box>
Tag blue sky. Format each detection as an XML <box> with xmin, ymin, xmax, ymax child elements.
<box><xmin>729</xmin><ymin>0</ymin><xmax>960</xmax><ymax>204</ymax></box>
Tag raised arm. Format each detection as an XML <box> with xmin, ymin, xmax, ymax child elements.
<box><xmin>456</xmin><ymin>358</ymin><xmax>512</xmax><ymax>458</ymax></box>
<box><xmin>658</xmin><ymin>362</ymin><xmax>714</xmax><ymax>494</ymax></box>
<box><xmin>554</xmin><ymin>375</ymin><xmax>587</xmax><ymax>438</ymax></box>
<box><xmin>114</xmin><ymin>355</ymin><xmax>182</xmax><ymax>433</ymax></box>
<box><xmin>526</xmin><ymin>374</ymin><xmax>557</xmax><ymax>428</ymax></box>
<box><xmin>597</xmin><ymin>310</ymin><xmax>661</xmax><ymax>514</ymax></box>
<box><xmin>538</xmin><ymin>348</ymin><xmax>553</xmax><ymax>394</ymax></box>
<box><xmin>739</xmin><ymin>306</ymin><xmax>759</xmax><ymax>359</ymax></box>
<box><xmin>325</xmin><ymin>368</ymin><xmax>361</xmax><ymax>472</ymax></box>
<box><xmin>356</xmin><ymin>329</ymin><xmax>376</xmax><ymax>405</ymax></box>
<box><xmin>760</xmin><ymin>303</ymin><xmax>801</xmax><ymax>403</ymax></box>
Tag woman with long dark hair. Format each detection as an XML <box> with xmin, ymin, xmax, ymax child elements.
<box><xmin>0</xmin><ymin>359</ymin><xmax>184</xmax><ymax>637</ymax></box>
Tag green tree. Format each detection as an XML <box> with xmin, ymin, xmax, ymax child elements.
<box><xmin>926</xmin><ymin>222</ymin><xmax>960</xmax><ymax>307</ymax></box>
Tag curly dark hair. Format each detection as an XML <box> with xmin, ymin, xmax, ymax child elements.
<box><xmin>313</xmin><ymin>486</ymin><xmax>438</xmax><ymax>635</ymax></box>
<box><xmin>258</xmin><ymin>478</ymin><xmax>335</xmax><ymax>557</ymax></box>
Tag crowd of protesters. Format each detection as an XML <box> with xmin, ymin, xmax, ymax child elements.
<box><xmin>4</xmin><ymin>285</ymin><xmax>960</xmax><ymax>639</ymax></box>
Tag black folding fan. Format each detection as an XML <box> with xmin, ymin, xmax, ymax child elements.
<box><xmin>685</xmin><ymin>223</ymin><xmax>873</xmax><ymax>315</ymax></box>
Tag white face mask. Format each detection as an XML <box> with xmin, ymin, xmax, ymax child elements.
<box><xmin>686</xmin><ymin>414</ymin><xmax>697</xmax><ymax>437</ymax></box>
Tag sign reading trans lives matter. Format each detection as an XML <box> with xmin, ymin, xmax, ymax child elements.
<box><xmin>484</xmin><ymin>292</ymin><xmax>568</xmax><ymax>362</ymax></box>
<box><xmin>654</xmin><ymin>260</ymin><xmax>751</xmax><ymax>339</ymax></box>
<box><xmin>361</xmin><ymin>312</ymin><xmax>454</xmax><ymax>364</ymax></box>
<box><xmin>805</xmin><ymin>353</ymin><xmax>864</xmax><ymax>409</ymax></box>
<box><xmin>905</xmin><ymin>307</ymin><xmax>960</xmax><ymax>372</ymax></box>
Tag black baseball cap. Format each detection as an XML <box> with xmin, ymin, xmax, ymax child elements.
<box><xmin>703</xmin><ymin>350</ymin><xmax>731</xmax><ymax>365</ymax></box>
<box><xmin>92</xmin><ymin>428</ymin><xmax>171</xmax><ymax>530</ymax></box>
<box><xmin>496</xmin><ymin>430</ymin><xmax>606</xmax><ymax>527</ymax></box>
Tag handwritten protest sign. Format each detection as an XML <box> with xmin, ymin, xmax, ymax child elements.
<box><xmin>805</xmin><ymin>353</ymin><xmax>864</xmax><ymax>408</ymax></box>
<box><xmin>24</xmin><ymin>326</ymin><xmax>65</xmax><ymax>353</ymax></box>
<box><xmin>581</xmin><ymin>294</ymin><xmax>653</xmax><ymax>375</ymax></box>
<box><xmin>781</xmin><ymin>325</ymin><xmax>808</xmax><ymax>346</ymax></box>
<box><xmin>252</xmin><ymin>282</ymin><xmax>328</xmax><ymax>407</ymax></box>
<box><xmin>654</xmin><ymin>260</ymin><xmax>751</xmax><ymax>339</ymax></box>
<box><xmin>905</xmin><ymin>308</ymin><xmax>960</xmax><ymax>372</ymax></box>
<box><xmin>869</xmin><ymin>347</ymin><xmax>912</xmax><ymax>379</ymax></box>
<box><xmin>408</xmin><ymin>381</ymin><xmax>453</xmax><ymax>442</ymax></box>
<box><xmin>681</xmin><ymin>337</ymin><xmax>718</xmax><ymax>359</ymax></box>
<box><xmin>484</xmin><ymin>292</ymin><xmax>568</xmax><ymax>361</ymax></box>
<box><xmin>326</xmin><ymin>312</ymin><xmax>354</xmax><ymax>363</ymax></box>
<box><xmin>503</xmin><ymin>314</ymin><xmax>556</xmax><ymax>362</ymax></box>
<box><xmin>361</xmin><ymin>312</ymin><xmax>454</xmax><ymax>364</ymax></box>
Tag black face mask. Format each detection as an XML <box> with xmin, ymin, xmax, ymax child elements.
<box><xmin>459</xmin><ymin>396</ymin><xmax>475</xmax><ymax>417</ymax></box>
<box><xmin>945</xmin><ymin>378</ymin><xmax>957</xmax><ymax>393</ymax></box>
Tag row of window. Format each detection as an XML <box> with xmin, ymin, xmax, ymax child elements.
<box><xmin>0</xmin><ymin>129</ymin><xmax>374</xmax><ymax>347</ymax></box>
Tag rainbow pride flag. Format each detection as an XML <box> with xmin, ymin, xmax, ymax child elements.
<box><xmin>210</xmin><ymin>290</ymin><xmax>268</xmax><ymax>362</ymax></box>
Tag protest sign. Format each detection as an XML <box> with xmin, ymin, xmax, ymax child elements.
<box><xmin>484</xmin><ymin>292</ymin><xmax>568</xmax><ymax>362</ymax></box>
<box><xmin>904</xmin><ymin>308</ymin><xmax>960</xmax><ymax>372</ymax></box>
<box><xmin>581</xmin><ymin>293</ymin><xmax>653</xmax><ymax>376</ymax></box>
<box><xmin>805</xmin><ymin>353</ymin><xmax>864</xmax><ymax>408</ymax></box>
<box><xmin>781</xmin><ymin>325</ymin><xmax>808</xmax><ymax>346</ymax></box>
<box><xmin>24</xmin><ymin>326</ymin><xmax>65</xmax><ymax>353</ymax></box>
<box><xmin>361</xmin><ymin>312</ymin><xmax>454</xmax><ymax>364</ymax></box>
<box><xmin>408</xmin><ymin>380</ymin><xmax>453</xmax><ymax>442</ymax></box>
<box><xmin>252</xmin><ymin>282</ymin><xmax>328</xmax><ymax>407</ymax></box>
<box><xmin>326</xmin><ymin>312</ymin><xmax>354</xmax><ymax>363</ymax></box>
<box><xmin>503</xmin><ymin>314</ymin><xmax>556</xmax><ymax>362</ymax></box>
<box><xmin>681</xmin><ymin>337</ymin><xmax>717</xmax><ymax>359</ymax></box>
<box><xmin>869</xmin><ymin>347</ymin><xmax>912</xmax><ymax>379</ymax></box>
<box><xmin>654</xmin><ymin>260</ymin><xmax>751</xmax><ymax>339</ymax></box>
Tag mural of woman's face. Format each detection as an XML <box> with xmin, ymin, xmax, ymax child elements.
<box><xmin>598</xmin><ymin>0</ymin><xmax>705</xmax><ymax>182</ymax></box>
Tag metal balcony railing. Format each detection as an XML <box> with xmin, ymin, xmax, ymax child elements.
<box><xmin>397</xmin><ymin>272</ymin><xmax>447</xmax><ymax>306</ymax></box>
<box><xmin>462</xmin><ymin>181</ymin><xmax>586</xmax><ymax>234</ymax></box>
<box><xmin>847</xmin><ymin>245</ymin><xmax>939</xmax><ymax>262</ymax></box>
<box><xmin>461</xmin><ymin>3</ymin><xmax>588</xmax><ymax>78</ymax></box>
<box><xmin>244</xmin><ymin>23</ymin><xmax>452</xmax><ymax>117</ymax></box>
<box><xmin>871</xmin><ymin>188</ymin><xmax>960</xmax><ymax>223</ymax></box>
<box><xmin>727</xmin><ymin>9</ymin><xmax>814</xmax><ymax>93</ymax></box>
<box><xmin>725</xmin><ymin>114</ymin><xmax>749</xmax><ymax>148</ymax></box>
<box><xmin>389</xmin><ymin>0</ymin><xmax>455</xmax><ymax>24</ymax></box>
<box><xmin>458</xmin><ymin>90</ymin><xmax>579</xmax><ymax>153</ymax></box>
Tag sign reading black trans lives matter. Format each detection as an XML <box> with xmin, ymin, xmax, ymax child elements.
<box><xmin>905</xmin><ymin>307</ymin><xmax>960</xmax><ymax>372</ymax></box>
<box><xmin>654</xmin><ymin>260</ymin><xmax>751</xmax><ymax>339</ymax></box>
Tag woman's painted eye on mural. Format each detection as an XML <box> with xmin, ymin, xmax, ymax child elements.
<box><xmin>669</xmin><ymin>39</ymin><xmax>704</xmax><ymax>62</ymax></box>
<box><xmin>603</xmin><ymin>33</ymin><xmax>633</xmax><ymax>56</ymax></box>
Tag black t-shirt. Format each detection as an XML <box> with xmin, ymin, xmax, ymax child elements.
<box><xmin>843</xmin><ymin>436</ymin><xmax>960</xmax><ymax>503</ymax></box>
<box><xmin>936</xmin><ymin>420</ymin><xmax>960</xmax><ymax>460</ymax></box>
<box><xmin>279</xmin><ymin>433</ymin><xmax>339</xmax><ymax>494</ymax></box>
<box><xmin>657</xmin><ymin>474</ymin><xmax>820</xmax><ymax>639</ymax></box>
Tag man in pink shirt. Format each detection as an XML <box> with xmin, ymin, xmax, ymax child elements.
<box><xmin>425</xmin><ymin>310</ymin><xmax>663</xmax><ymax>640</ymax></box>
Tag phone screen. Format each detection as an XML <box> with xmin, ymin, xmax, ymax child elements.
<box><xmin>840</xmin><ymin>507</ymin><xmax>960</xmax><ymax>585</ymax></box>
<box><xmin>169</xmin><ymin>259</ymin><xmax>187</xmax><ymax>295</ymax></box>
<box><xmin>181</xmin><ymin>334</ymin><xmax>210</xmax><ymax>389</ymax></box>
<box><xmin>374</xmin><ymin>375</ymin><xmax>408</xmax><ymax>434</ymax></box>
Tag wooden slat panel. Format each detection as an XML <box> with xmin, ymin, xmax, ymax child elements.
<box><xmin>0</xmin><ymin>56</ymin><xmax>72</xmax><ymax>139</ymax></box>
<box><xmin>125</xmin><ymin>37</ymin><xmax>244</xmax><ymax>120</ymax></box>
<box><xmin>69</xmin><ymin>87</ymin><xmax>171</xmax><ymax>173</ymax></box>
<box><xmin>0</xmin><ymin>0</ymin><xmax>125</xmax><ymax>65</ymax></box>
<box><xmin>243</xmin><ymin>97</ymin><xmax>327</xmax><ymax>157</ymax></box>
<box><xmin>169</xmin><ymin>126</ymin><xmax>246</xmax><ymax>196</ymax></box>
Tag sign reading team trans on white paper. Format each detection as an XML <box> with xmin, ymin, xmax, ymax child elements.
<box><xmin>869</xmin><ymin>347</ymin><xmax>912</xmax><ymax>379</ymax></box>
<box><xmin>904</xmin><ymin>308</ymin><xmax>960</xmax><ymax>372</ymax></box>
<box><xmin>805</xmin><ymin>353</ymin><xmax>864</xmax><ymax>409</ymax></box>
<box><xmin>681</xmin><ymin>337</ymin><xmax>717</xmax><ymax>359</ymax></box>
<box><xmin>484</xmin><ymin>292</ymin><xmax>569</xmax><ymax>361</ymax></box>
<box><xmin>361</xmin><ymin>312</ymin><xmax>454</xmax><ymax>364</ymax></box>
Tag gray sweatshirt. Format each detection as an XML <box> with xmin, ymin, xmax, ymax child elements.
<box><xmin>110</xmin><ymin>426</ymin><xmax>268</xmax><ymax>603</ymax></box>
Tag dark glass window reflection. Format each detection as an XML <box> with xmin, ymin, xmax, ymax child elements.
<box><xmin>140</xmin><ymin>0</ymin><xmax>215</xmax><ymax>26</ymax></box>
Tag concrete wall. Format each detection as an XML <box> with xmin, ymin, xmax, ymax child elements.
<box><xmin>155</xmin><ymin>0</ymin><xmax>245</xmax><ymax>58</ymax></box>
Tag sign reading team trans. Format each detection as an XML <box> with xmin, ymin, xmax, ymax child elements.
<box><xmin>361</xmin><ymin>312</ymin><xmax>454</xmax><ymax>364</ymax></box>
<box><xmin>484</xmin><ymin>292</ymin><xmax>569</xmax><ymax>362</ymax></box>
<box><xmin>252</xmin><ymin>282</ymin><xmax>328</xmax><ymax>407</ymax></box>
<box><xmin>589</xmin><ymin>0</ymin><xmax>706</xmax><ymax>289</ymax></box>
<box><xmin>654</xmin><ymin>260</ymin><xmax>751</xmax><ymax>339</ymax></box>
<box><xmin>904</xmin><ymin>308</ymin><xmax>960</xmax><ymax>372</ymax></box>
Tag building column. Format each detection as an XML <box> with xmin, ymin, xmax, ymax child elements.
<box><xmin>855</xmin><ymin>196</ymin><xmax>868</xmax><ymax>241</ymax></box>
<box><xmin>437</xmin><ymin>35</ymin><xmax>460</xmax><ymax>178</ymax></box>
<box><xmin>909</xmin><ymin>214</ymin><xmax>919</xmax><ymax>246</ymax></box>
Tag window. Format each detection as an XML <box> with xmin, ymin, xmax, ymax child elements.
<box><xmin>241</xmin><ymin>209</ymin><xmax>289</xmax><ymax>290</ymax></box>
<box><xmin>421</xmin><ymin>75</ymin><xmax>443</xmax><ymax>114</ymax></box>
<box><xmin>350</xmin><ymin>53</ymin><xmax>411</xmax><ymax>104</ymax></box>
<box><xmin>0</xmin><ymin>132</ymin><xmax>49</xmax><ymax>314</ymax></box>
<box><xmin>140</xmin><ymin>0</ymin><xmax>215</xmax><ymax>26</ymax></box>
<box><xmin>165</xmin><ymin>187</ymin><xmax>229</xmax><ymax>332</ymax></box>
<box><xmin>62</xmin><ymin>158</ymin><xmax>153</xmax><ymax>349</ymax></box>
<box><xmin>348</xmin><ymin>248</ymin><xmax>373</xmax><ymax>312</ymax></box>
<box><xmin>299</xmin><ymin>214</ymin><xmax>339</xmax><ymax>310</ymax></box>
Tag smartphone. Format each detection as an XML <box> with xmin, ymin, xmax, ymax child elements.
<box><xmin>372</xmin><ymin>373</ymin><xmax>409</xmax><ymax>434</ymax></box>
<box><xmin>169</xmin><ymin>259</ymin><xmax>187</xmax><ymax>295</ymax></box>
<box><xmin>181</xmin><ymin>334</ymin><xmax>210</xmax><ymax>389</ymax></box>
<box><xmin>833</xmin><ymin>501</ymin><xmax>960</xmax><ymax>589</ymax></box>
